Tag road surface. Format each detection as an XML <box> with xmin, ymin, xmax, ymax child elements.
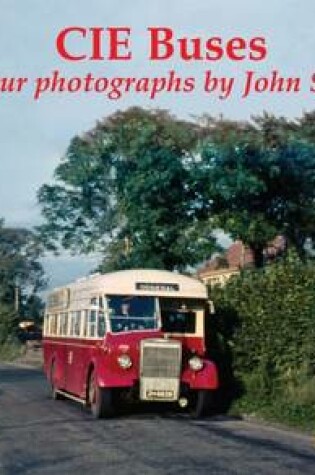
<box><xmin>0</xmin><ymin>363</ymin><xmax>314</xmax><ymax>475</ymax></box>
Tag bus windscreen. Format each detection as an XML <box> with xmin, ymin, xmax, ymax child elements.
<box><xmin>107</xmin><ymin>295</ymin><xmax>158</xmax><ymax>332</ymax></box>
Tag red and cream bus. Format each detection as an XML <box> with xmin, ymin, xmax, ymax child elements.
<box><xmin>43</xmin><ymin>269</ymin><xmax>218</xmax><ymax>418</ymax></box>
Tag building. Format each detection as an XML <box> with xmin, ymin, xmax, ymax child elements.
<box><xmin>197</xmin><ymin>237</ymin><xmax>286</xmax><ymax>287</ymax></box>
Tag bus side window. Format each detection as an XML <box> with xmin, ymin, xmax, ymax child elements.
<box><xmin>82</xmin><ymin>310</ymin><xmax>88</xmax><ymax>337</ymax></box>
<box><xmin>48</xmin><ymin>315</ymin><xmax>52</xmax><ymax>335</ymax></box>
<box><xmin>56</xmin><ymin>314</ymin><xmax>60</xmax><ymax>336</ymax></box>
<box><xmin>60</xmin><ymin>313</ymin><xmax>68</xmax><ymax>336</ymax></box>
<box><xmin>74</xmin><ymin>311</ymin><xmax>81</xmax><ymax>337</ymax></box>
<box><xmin>70</xmin><ymin>312</ymin><xmax>76</xmax><ymax>336</ymax></box>
<box><xmin>44</xmin><ymin>315</ymin><xmax>48</xmax><ymax>336</ymax></box>
<box><xmin>49</xmin><ymin>314</ymin><xmax>57</xmax><ymax>336</ymax></box>
<box><xmin>98</xmin><ymin>311</ymin><xmax>106</xmax><ymax>337</ymax></box>
<box><xmin>88</xmin><ymin>310</ymin><xmax>97</xmax><ymax>338</ymax></box>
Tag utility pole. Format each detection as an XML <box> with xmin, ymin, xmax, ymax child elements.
<box><xmin>14</xmin><ymin>285</ymin><xmax>19</xmax><ymax>314</ymax></box>
<box><xmin>124</xmin><ymin>236</ymin><xmax>132</xmax><ymax>256</ymax></box>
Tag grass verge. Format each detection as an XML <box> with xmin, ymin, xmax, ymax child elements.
<box><xmin>228</xmin><ymin>376</ymin><xmax>315</xmax><ymax>433</ymax></box>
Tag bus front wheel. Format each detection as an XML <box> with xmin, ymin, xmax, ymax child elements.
<box><xmin>88</xmin><ymin>370</ymin><xmax>114</xmax><ymax>418</ymax></box>
<box><xmin>191</xmin><ymin>389</ymin><xmax>213</xmax><ymax>418</ymax></box>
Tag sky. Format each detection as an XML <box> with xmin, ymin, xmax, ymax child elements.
<box><xmin>0</xmin><ymin>0</ymin><xmax>315</xmax><ymax>289</ymax></box>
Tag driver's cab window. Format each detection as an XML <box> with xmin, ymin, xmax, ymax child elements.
<box><xmin>160</xmin><ymin>298</ymin><xmax>203</xmax><ymax>334</ymax></box>
<box><xmin>106</xmin><ymin>295</ymin><xmax>157</xmax><ymax>332</ymax></box>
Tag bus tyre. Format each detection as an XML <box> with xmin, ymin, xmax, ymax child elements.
<box><xmin>88</xmin><ymin>371</ymin><xmax>114</xmax><ymax>419</ymax></box>
<box><xmin>192</xmin><ymin>390</ymin><xmax>212</xmax><ymax>418</ymax></box>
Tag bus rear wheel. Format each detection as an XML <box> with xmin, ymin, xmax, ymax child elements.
<box><xmin>88</xmin><ymin>370</ymin><xmax>114</xmax><ymax>418</ymax></box>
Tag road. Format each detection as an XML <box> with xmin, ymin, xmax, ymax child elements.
<box><xmin>0</xmin><ymin>363</ymin><xmax>315</xmax><ymax>475</ymax></box>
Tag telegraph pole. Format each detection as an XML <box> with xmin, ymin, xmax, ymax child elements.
<box><xmin>14</xmin><ymin>285</ymin><xmax>19</xmax><ymax>314</ymax></box>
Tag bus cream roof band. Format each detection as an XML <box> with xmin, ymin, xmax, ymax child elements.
<box><xmin>46</xmin><ymin>269</ymin><xmax>207</xmax><ymax>311</ymax></box>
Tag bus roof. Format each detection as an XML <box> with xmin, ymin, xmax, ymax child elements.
<box><xmin>47</xmin><ymin>269</ymin><xmax>208</xmax><ymax>311</ymax></box>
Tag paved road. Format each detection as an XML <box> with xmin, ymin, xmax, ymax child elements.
<box><xmin>0</xmin><ymin>364</ymin><xmax>314</xmax><ymax>475</ymax></box>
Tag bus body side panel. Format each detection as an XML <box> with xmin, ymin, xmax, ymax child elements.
<box><xmin>79</xmin><ymin>341</ymin><xmax>101</xmax><ymax>400</ymax></box>
<box><xmin>64</xmin><ymin>339</ymin><xmax>80</xmax><ymax>395</ymax></box>
<box><xmin>43</xmin><ymin>338</ymin><xmax>67</xmax><ymax>390</ymax></box>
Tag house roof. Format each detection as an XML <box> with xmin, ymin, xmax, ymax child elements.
<box><xmin>197</xmin><ymin>236</ymin><xmax>286</xmax><ymax>277</ymax></box>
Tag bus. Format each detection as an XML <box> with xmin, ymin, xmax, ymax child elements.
<box><xmin>43</xmin><ymin>269</ymin><xmax>218</xmax><ymax>418</ymax></box>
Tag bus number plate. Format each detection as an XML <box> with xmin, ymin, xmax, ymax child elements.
<box><xmin>146</xmin><ymin>389</ymin><xmax>174</xmax><ymax>399</ymax></box>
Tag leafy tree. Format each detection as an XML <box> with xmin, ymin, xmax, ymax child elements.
<box><xmin>38</xmin><ymin>108</ymin><xmax>315</xmax><ymax>270</ymax></box>
<box><xmin>21</xmin><ymin>294</ymin><xmax>45</xmax><ymax>324</ymax></box>
<box><xmin>198</xmin><ymin>133</ymin><xmax>315</xmax><ymax>266</ymax></box>
<box><xmin>37</xmin><ymin>134</ymin><xmax>114</xmax><ymax>253</ymax></box>
<box><xmin>0</xmin><ymin>302</ymin><xmax>17</xmax><ymax>344</ymax></box>
<box><xmin>0</xmin><ymin>219</ymin><xmax>45</xmax><ymax>314</ymax></box>
<box><xmin>251</xmin><ymin>112</ymin><xmax>298</xmax><ymax>147</ymax></box>
<box><xmin>38</xmin><ymin>107</ymin><xmax>217</xmax><ymax>271</ymax></box>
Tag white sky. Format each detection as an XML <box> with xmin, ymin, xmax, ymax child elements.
<box><xmin>0</xmin><ymin>0</ymin><xmax>314</xmax><ymax>288</ymax></box>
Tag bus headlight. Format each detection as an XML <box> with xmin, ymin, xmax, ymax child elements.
<box><xmin>188</xmin><ymin>356</ymin><xmax>203</xmax><ymax>371</ymax></box>
<box><xmin>117</xmin><ymin>354</ymin><xmax>132</xmax><ymax>369</ymax></box>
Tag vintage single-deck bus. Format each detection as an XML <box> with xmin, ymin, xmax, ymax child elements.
<box><xmin>43</xmin><ymin>269</ymin><xmax>218</xmax><ymax>418</ymax></box>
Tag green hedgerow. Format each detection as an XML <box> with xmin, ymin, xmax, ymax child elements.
<box><xmin>210</xmin><ymin>252</ymin><xmax>315</xmax><ymax>429</ymax></box>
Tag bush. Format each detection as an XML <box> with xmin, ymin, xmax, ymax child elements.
<box><xmin>210</xmin><ymin>253</ymin><xmax>315</xmax><ymax>429</ymax></box>
<box><xmin>0</xmin><ymin>341</ymin><xmax>22</xmax><ymax>361</ymax></box>
<box><xmin>0</xmin><ymin>303</ymin><xmax>17</xmax><ymax>344</ymax></box>
<box><xmin>0</xmin><ymin>303</ymin><xmax>22</xmax><ymax>361</ymax></box>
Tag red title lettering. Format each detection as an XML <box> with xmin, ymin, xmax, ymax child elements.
<box><xmin>55</xmin><ymin>26</ymin><xmax>268</xmax><ymax>62</ymax></box>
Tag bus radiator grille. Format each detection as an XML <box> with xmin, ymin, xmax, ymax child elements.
<box><xmin>140</xmin><ymin>339</ymin><xmax>182</xmax><ymax>401</ymax></box>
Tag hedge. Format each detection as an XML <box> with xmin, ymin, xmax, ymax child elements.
<box><xmin>209</xmin><ymin>253</ymin><xmax>315</xmax><ymax>429</ymax></box>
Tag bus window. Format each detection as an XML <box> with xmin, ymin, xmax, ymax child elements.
<box><xmin>107</xmin><ymin>295</ymin><xmax>157</xmax><ymax>333</ymax></box>
<box><xmin>74</xmin><ymin>311</ymin><xmax>81</xmax><ymax>337</ymax></box>
<box><xmin>82</xmin><ymin>310</ymin><xmax>88</xmax><ymax>337</ymax></box>
<box><xmin>60</xmin><ymin>313</ymin><xmax>68</xmax><ymax>336</ymax></box>
<box><xmin>88</xmin><ymin>310</ymin><xmax>97</xmax><ymax>337</ymax></box>
<box><xmin>161</xmin><ymin>309</ymin><xmax>196</xmax><ymax>333</ymax></box>
<box><xmin>98</xmin><ymin>311</ymin><xmax>106</xmax><ymax>337</ymax></box>
<box><xmin>44</xmin><ymin>315</ymin><xmax>48</xmax><ymax>336</ymax></box>
<box><xmin>160</xmin><ymin>299</ymin><xmax>201</xmax><ymax>334</ymax></box>
<box><xmin>70</xmin><ymin>312</ymin><xmax>75</xmax><ymax>336</ymax></box>
<box><xmin>49</xmin><ymin>315</ymin><xmax>58</xmax><ymax>336</ymax></box>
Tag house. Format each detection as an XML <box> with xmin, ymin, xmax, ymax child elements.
<box><xmin>197</xmin><ymin>236</ymin><xmax>286</xmax><ymax>287</ymax></box>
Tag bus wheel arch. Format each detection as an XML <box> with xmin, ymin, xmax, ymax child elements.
<box><xmin>87</xmin><ymin>366</ymin><xmax>114</xmax><ymax>418</ymax></box>
<box><xmin>85</xmin><ymin>363</ymin><xmax>95</xmax><ymax>402</ymax></box>
<box><xmin>50</xmin><ymin>357</ymin><xmax>62</xmax><ymax>400</ymax></box>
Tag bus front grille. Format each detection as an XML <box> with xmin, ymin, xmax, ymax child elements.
<box><xmin>140</xmin><ymin>339</ymin><xmax>182</xmax><ymax>401</ymax></box>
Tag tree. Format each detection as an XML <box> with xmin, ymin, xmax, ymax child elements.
<box><xmin>21</xmin><ymin>294</ymin><xmax>45</xmax><ymax>324</ymax></box>
<box><xmin>198</xmin><ymin>132</ymin><xmax>315</xmax><ymax>267</ymax></box>
<box><xmin>38</xmin><ymin>108</ymin><xmax>315</xmax><ymax>270</ymax></box>
<box><xmin>37</xmin><ymin>134</ymin><xmax>115</xmax><ymax>253</ymax></box>
<box><xmin>38</xmin><ymin>107</ymin><xmax>217</xmax><ymax>271</ymax></box>
<box><xmin>0</xmin><ymin>219</ymin><xmax>46</xmax><ymax>311</ymax></box>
